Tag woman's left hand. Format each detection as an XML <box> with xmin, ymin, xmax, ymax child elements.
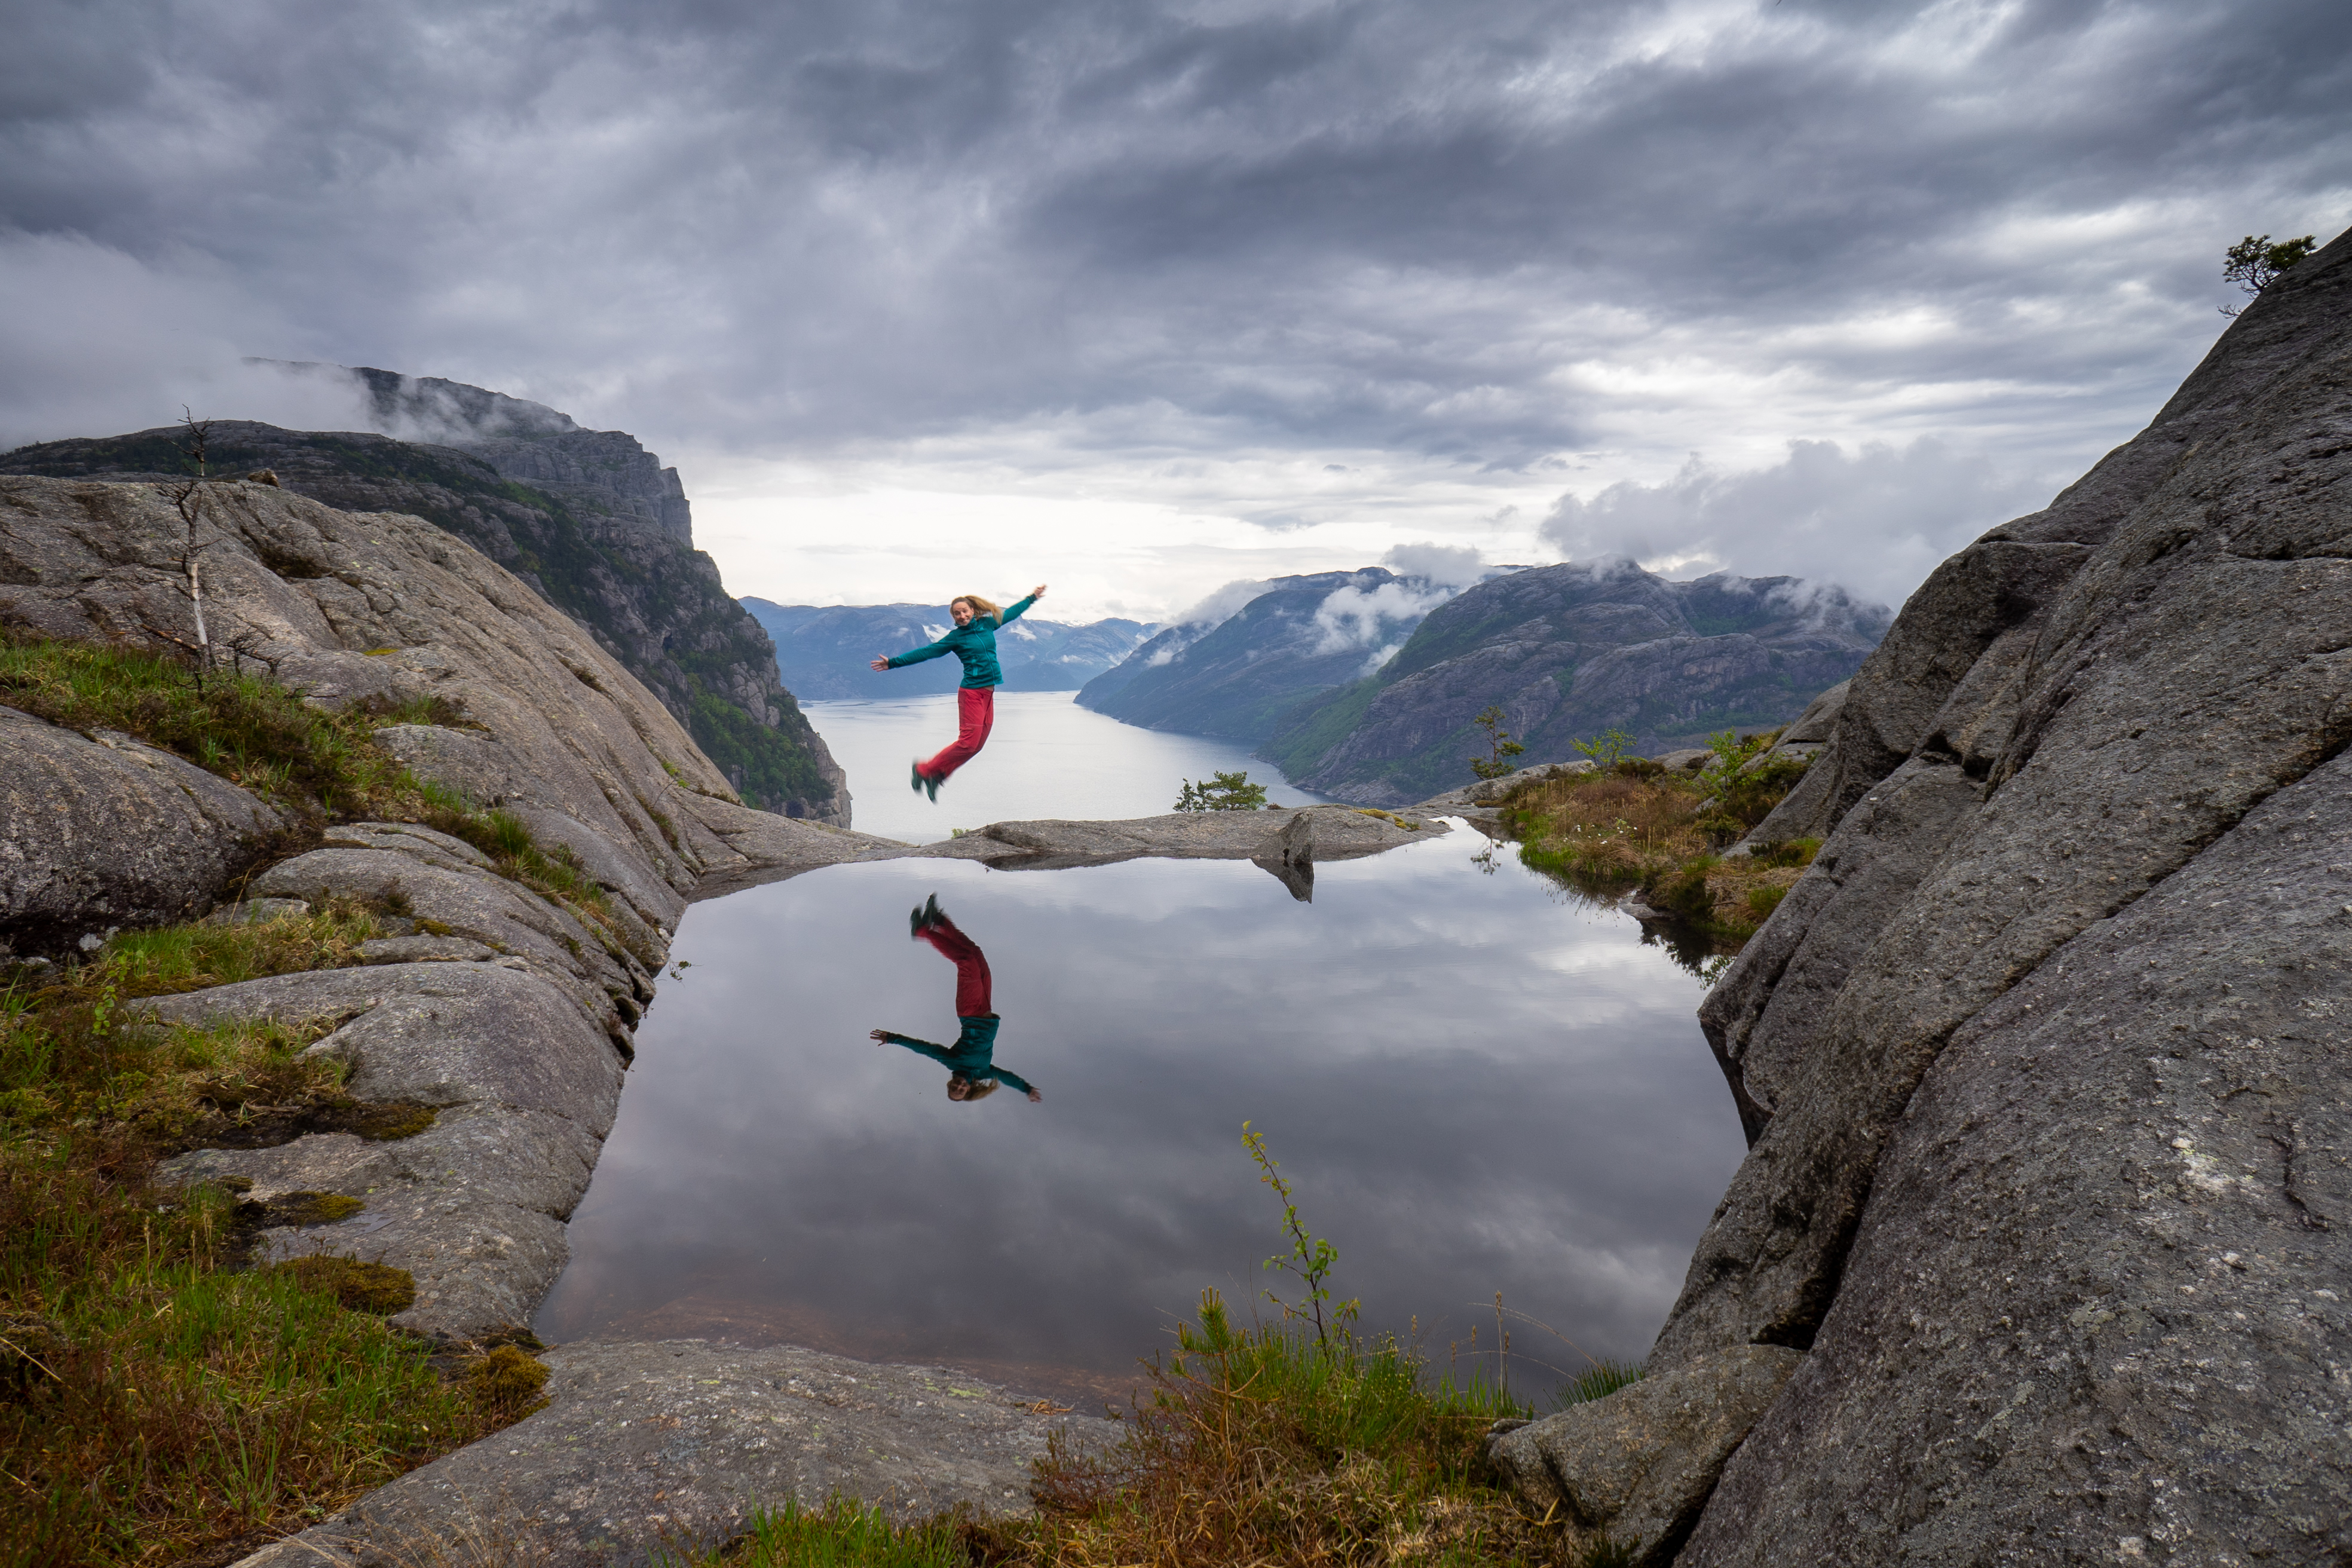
<box><xmin>1030</xmin><ymin>583</ymin><xmax>1048</xmax><ymax>599</ymax></box>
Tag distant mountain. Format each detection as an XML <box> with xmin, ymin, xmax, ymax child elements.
<box><xmin>0</xmin><ymin>375</ymin><xmax>850</xmax><ymax>824</ymax></box>
<box><xmin>1263</xmin><ymin>561</ymin><xmax>1891</xmax><ymax>807</ymax></box>
<box><xmin>1076</xmin><ymin>568</ymin><xmax>1450</xmax><ymax>740</ymax></box>
<box><xmin>742</xmin><ymin>601</ymin><xmax>1153</xmax><ymax>700</ymax></box>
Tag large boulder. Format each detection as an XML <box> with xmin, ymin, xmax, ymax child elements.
<box><xmin>1489</xmin><ymin>1348</ymin><xmax>1803</xmax><ymax>1565</ymax></box>
<box><xmin>1638</xmin><ymin>229</ymin><xmax>2352</xmax><ymax>1557</ymax></box>
<box><xmin>1</xmin><ymin>705</ymin><xmax>284</xmax><ymax>955</ymax></box>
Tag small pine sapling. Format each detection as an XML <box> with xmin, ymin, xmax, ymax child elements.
<box><xmin>1174</xmin><ymin>769</ymin><xmax>1269</xmax><ymax>811</ymax></box>
<box><xmin>1468</xmin><ymin>705</ymin><xmax>1526</xmax><ymax>780</ymax></box>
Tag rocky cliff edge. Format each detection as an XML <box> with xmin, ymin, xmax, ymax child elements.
<box><xmin>1491</xmin><ymin>231</ymin><xmax>2352</xmax><ymax>1563</ymax></box>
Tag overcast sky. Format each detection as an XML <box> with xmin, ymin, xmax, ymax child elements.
<box><xmin>4</xmin><ymin>0</ymin><xmax>2347</xmax><ymax>620</ymax></box>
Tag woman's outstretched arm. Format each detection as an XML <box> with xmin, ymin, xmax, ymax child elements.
<box><xmin>870</xmin><ymin>1028</ymin><xmax>955</xmax><ymax>1066</ymax></box>
<box><xmin>870</xmin><ymin>631</ymin><xmax>957</xmax><ymax>672</ymax></box>
<box><xmin>996</xmin><ymin>584</ymin><xmax>1048</xmax><ymax>628</ymax></box>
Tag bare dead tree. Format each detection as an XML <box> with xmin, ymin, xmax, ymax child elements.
<box><xmin>164</xmin><ymin>407</ymin><xmax>219</xmax><ymax>687</ymax></box>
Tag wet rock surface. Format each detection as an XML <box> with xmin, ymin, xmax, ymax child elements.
<box><xmin>239</xmin><ymin>1340</ymin><xmax>1116</xmax><ymax>1568</ymax></box>
<box><xmin>0</xmin><ymin>703</ymin><xmax>284</xmax><ymax>955</ymax></box>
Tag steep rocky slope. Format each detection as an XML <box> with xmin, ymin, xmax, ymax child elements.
<box><xmin>1269</xmin><ymin>564</ymin><xmax>1887</xmax><ymax>807</ymax></box>
<box><xmin>0</xmin><ymin>390</ymin><xmax>847</xmax><ymax>825</ymax></box>
<box><xmin>743</xmin><ymin>598</ymin><xmax>1151</xmax><ymax>699</ymax></box>
<box><xmin>1489</xmin><ymin>230</ymin><xmax>2352</xmax><ymax>1563</ymax></box>
<box><xmin>1077</xmin><ymin>568</ymin><xmax>1435</xmax><ymax>739</ymax></box>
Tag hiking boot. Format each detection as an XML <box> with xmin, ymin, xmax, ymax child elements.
<box><xmin>909</xmin><ymin>761</ymin><xmax>926</xmax><ymax>794</ymax></box>
<box><xmin>923</xmin><ymin>771</ymin><xmax>941</xmax><ymax>802</ymax></box>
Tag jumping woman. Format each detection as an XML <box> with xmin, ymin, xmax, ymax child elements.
<box><xmin>871</xmin><ymin>583</ymin><xmax>1047</xmax><ymax>800</ymax></box>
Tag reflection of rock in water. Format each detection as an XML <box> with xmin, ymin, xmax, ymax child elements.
<box><xmin>1250</xmin><ymin>808</ymin><xmax>1317</xmax><ymax>902</ymax></box>
<box><xmin>568</xmin><ymin>1287</ymin><xmax>1147</xmax><ymax>1414</ymax></box>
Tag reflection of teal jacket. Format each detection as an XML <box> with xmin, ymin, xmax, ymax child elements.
<box><xmin>879</xmin><ymin>1021</ymin><xmax>1034</xmax><ymax>1095</ymax></box>
<box><xmin>884</xmin><ymin>596</ymin><xmax>1037</xmax><ymax>688</ymax></box>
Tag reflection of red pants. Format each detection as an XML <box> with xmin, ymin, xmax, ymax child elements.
<box><xmin>919</xmin><ymin>684</ymin><xmax>995</xmax><ymax>783</ymax></box>
<box><xmin>918</xmin><ymin>918</ymin><xmax>993</xmax><ymax>1016</ymax></box>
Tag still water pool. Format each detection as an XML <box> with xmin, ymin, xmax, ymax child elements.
<box><xmin>535</xmin><ymin>824</ymin><xmax>1745</xmax><ymax>1407</ymax></box>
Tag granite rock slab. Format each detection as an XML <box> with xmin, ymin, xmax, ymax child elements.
<box><xmin>238</xmin><ymin>1339</ymin><xmax>1118</xmax><ymax>1568</ymax></box>
<box><xmin>1</xmin><ymin>703</ymin><xmax>284</xmax><ymax>956</ymax></box>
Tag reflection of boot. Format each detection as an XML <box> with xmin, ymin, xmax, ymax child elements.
<box><xmin>909</xmin><ymin>893</ymin><xmax>945</xmax><ymax>937</ymax></box>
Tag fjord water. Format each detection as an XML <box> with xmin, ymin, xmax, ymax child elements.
<box><xmin>537</xmin><ymin>828</ymin><xmax>1745</xmax><ymax>1407</ymax></box>
<box><xmin>804</xmin><ymin>691</ymin><xmax>1331</xmax><ymax>843</ymax></box>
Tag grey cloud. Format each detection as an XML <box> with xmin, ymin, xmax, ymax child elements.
<box><xmin>1380</xmin><ymin>541</ymin><xmax>1484</xmax><ymax>586</ymax></box>
<box><xmin>1540</xmin><ymin>437</ymin><xmax>2054</xmax><ymax>608</ymax></box>
<box><xmin>1</xmin><ymin>0</ymin><xmax>2347</xmax><ymax>580</ymax></box>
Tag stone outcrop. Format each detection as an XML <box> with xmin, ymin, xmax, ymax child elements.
<box><xmin>1265</xmin><ymin>565</ymin><xmax>1886</xmax><ymax>808</ymax></box>
<box><xmin>1489</xmin><ymin>1348</ymin><xmax>1802</xmax><ymax>1566</ymax></box>
<box><xmin>1</xmin><ymin>706</ymin><xmax>285</xmax><ymax>956</ymax></box>
<box><xmin>1492</xmin><ymin>228</ymin><xmax>2352</xmax><ymax>1559</ymax></box>
<box><xmin>0</xmin><ymin>404</ymin><xmax>849</xmax><ymax>825</ymax></box>
<box><xmin>240</xmin><ymin>1340</ymin><xmax>1114</xmax><ymax>1568</ymax></box>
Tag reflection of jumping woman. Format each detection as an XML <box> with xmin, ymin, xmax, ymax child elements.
<box><xmin>870</xmin><ymin>896</ymin><xmax>1040</xmax><ymax>1102</ymax></box>
<box><xmin>869</xmin><ymin>584</ymin><xmax>1047</xmax><ymax>800</ymax></box>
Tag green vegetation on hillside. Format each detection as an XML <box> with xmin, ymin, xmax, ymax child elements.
<box><xmin>1</xmin><ymin>628</ymin><xmax>442</xmax><ymax>818</ymax></box>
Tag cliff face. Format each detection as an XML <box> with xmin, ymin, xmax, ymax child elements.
<box><xmin>1077</xmin><ymin>568</ymin><xmax>1430</xmax><ymax>741</ymax></box>
<box><xmin>0</xmin><ymin>393</ymin><xmax>848</xmax><ymax>826</ymax></box>
<box><xmin>742</xmin><ymin>599</ymin><xmax>1152</xmax><ymax>699</ymax></box>
<box><xmin>1269</xmin><ymin>564</ymin><xmax>1887</xmax><ymax>807</ymax></box>
<box><xmin>1554</xmin><ymin>230</ymin><xmax>2352</xmax><ymax>1562</ymax></box>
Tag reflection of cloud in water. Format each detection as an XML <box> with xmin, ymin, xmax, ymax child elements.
<box><xmin>540</xmin><ymin>831</ymin><xmax>1744</xmax><ymax>1397</ymax></box>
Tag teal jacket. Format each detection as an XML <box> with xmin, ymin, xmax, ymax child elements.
<box><xmin>878</xmin><ymin>1021</ymin><xmax>1034</xmax><ymax>1096</ymax></box>
<box><xmin>884</xmin><ymin>596</ymin><xmax>1037</xmax><ymax>689</ymax></box>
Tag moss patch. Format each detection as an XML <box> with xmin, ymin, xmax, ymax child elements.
<box><xmin>270</xmin><ymin>1257</ymin><xmax>417</xmax><ymax>1316</ymax></box>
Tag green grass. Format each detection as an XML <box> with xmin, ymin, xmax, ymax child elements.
<box><xmin>0</xmin><ymin>628</ymin><xmax>426</xmax><ymax>817</ymax></box>
<box><xmin>0</xmin><ymin>1144</ymin><xmax>508</xmax><ymax>1567</ymax></box>
<box><xmin>71</xmin><ymin>898</ymin><xmax>383</xmax><ymax>1000</ymax></box>
<box><xmin>721</xmin><ymin>1496</ymin><xmax>970</xmax><ymax>1568</ymax></box>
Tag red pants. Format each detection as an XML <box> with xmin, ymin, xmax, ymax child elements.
<box><xmin>918</xmin><ymin>917</ymin><xmax>993</xmax><ymax>1016</ymax></box>
<box><xmin>919</xmin><ymin>684</ymin><xmax>996</xmax><ymax>783</ymax></box>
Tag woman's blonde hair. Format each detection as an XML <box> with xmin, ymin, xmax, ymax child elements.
<box><xmin>952</xmin><ymin>593</ymin><xmax>1003</xmax><ymax>622</ymax></box>
<box><xmin>947</xmin><ymin>1073</ymin><xmax>1002</xmax><ymax>1102</ymax></box>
